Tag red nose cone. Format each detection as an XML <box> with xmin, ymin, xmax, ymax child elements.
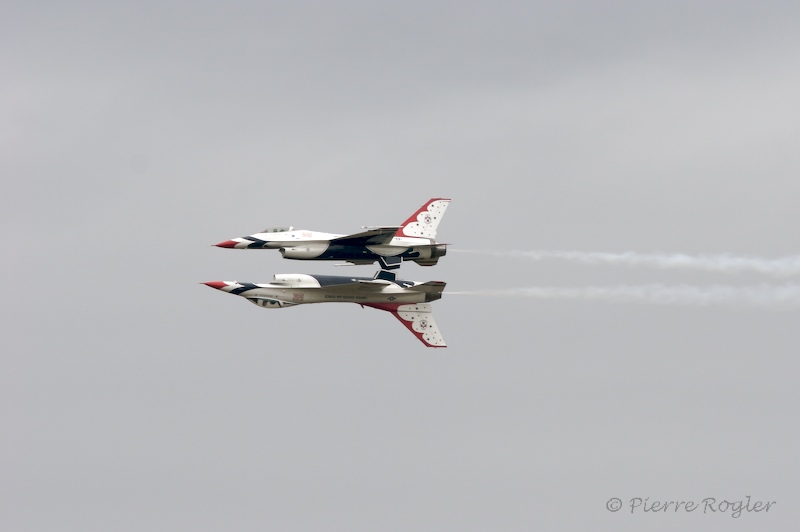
<box><xmin>203</xmin><ymin>281</ymin><xmax>228</xmax><ymax>290</ymax></box>
<box><xmin>215</xmin><ymin>240</ymin><xmax>237</xmax><ymax>248</ymax></box>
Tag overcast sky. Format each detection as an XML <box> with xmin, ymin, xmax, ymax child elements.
<box><xmin>3</xmin><ymin>2</ymin><xmax>800</xmax><ymax>530</ymax></box>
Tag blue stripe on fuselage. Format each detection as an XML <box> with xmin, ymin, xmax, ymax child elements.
<box><xmin>230</xmin><ymin>282</ymin><xmax>260</xmax><ymax>295</ymax></box>
<box><xmin>243</xmin><ymin>237</ymin><xmax>268</xmax><ymax>249</ymax></box>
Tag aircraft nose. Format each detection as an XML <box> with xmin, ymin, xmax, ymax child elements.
<box><xmin>203</xmin><ymin>281</ymin><xmax>228</xmax><ymax>290</ymax></box>
<box><xmin>215</xmin><ymin>240</ymin><xmax>238</xmax><ymax>248</ymax></box>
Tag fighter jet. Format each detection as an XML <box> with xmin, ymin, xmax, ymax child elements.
<box><xmin>203</xmin><ymin>270</ymin><xmax>447</xmax><ymax>347</ymax></box>
<box><xmin>214</xmin><ymin>198</ymin><xmax>450</xmax><ymax>269</ymax></box>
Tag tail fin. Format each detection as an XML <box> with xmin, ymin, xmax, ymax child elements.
<box><xmin>362</xmin><ymin>302</ymin><xmax>447</xmax><ymax>347</ymax></box>
<box><xmin>396</xmin><ymin>198</ymin><xmax>450</xmax><ymax>240</ymax></box>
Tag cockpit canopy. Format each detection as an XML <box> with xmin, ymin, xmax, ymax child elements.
<box><xmin>260</xmin><ymin>226</ymin><xmax>293</xmax><ymax>233</ymax></box>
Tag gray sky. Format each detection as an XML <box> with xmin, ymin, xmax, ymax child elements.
<box><xmin>3</xmin><ymin>1</ymin><xmax>800</xmax><ymax>530</ymax></box>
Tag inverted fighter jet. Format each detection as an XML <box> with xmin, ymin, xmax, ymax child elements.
<box><xmin>203</xmin><ymin>270</ymin><xmax>447</xmax><ymax>347</ymax></box>
<box><xmin>215</xmin><ymin>198</ymin><xmax>450</xmax><ymax>269</ymax></box>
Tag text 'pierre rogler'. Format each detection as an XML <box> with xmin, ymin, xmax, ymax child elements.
<box><xmin>606</xmin><ymin>496</ymin><xmax>775</xmax><ymax>518</ymax></box>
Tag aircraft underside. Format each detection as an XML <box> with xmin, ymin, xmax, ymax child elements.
<box><xmin>280</xmin><ymin>243</ymin><xmax>446</xmax><ymax>268</ymax></box>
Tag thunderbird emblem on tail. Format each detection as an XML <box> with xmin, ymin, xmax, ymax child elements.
<box><xmin>203</xmin><ymin>270</ymin><xmax>447</xmax><ymax>347</ymax></box>
<box><xmin>215</xmin><ymin>198</ymin><xmax>450</xmax><ymax>270</ymax></box>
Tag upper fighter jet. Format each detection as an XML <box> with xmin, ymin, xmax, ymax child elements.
<box><xmin>203</xmin><ymin>270</ymin><xmax>447</xmax><ymax>347</ymax></box>
<box><xmin>215</xmin><ymin>198</ymin><xmax>450</xmax><ymax>269</ymax></box>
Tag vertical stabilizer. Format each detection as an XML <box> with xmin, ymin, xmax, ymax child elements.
<box><xmin>397</xmin><ymin>198</ymin><xmax>450</xmax><ymax>240</ymax></box>
<box><xmin>363</xmin><ymin>302</ymin><xmax>447</xmax><ymax>347</ymax></box>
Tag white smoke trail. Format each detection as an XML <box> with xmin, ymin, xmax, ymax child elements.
<box><xmin>451</xmin><ymin>249</ymin><xmax>800</xmax><ymax>277</ymax></box>
<box><xmin>448</xmin><ymin>284</ymin><xmax>800</xmax><ymax>309</ymax></box>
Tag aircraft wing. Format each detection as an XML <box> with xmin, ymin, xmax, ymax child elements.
<box><xmin>331</xmin><ymin>227</ymin><xmax>401</xmax><ymax>246</ymax></box>
<box><xmin>362</xmin><ymin>302</ymin><xmax>446</xmax><ymax>348</ymax></box>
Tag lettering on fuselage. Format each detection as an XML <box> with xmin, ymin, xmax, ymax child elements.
<box><xmin>323</xmin><ymin>294</ymin><xmax>369</xmax><ymax>300</ymax></box>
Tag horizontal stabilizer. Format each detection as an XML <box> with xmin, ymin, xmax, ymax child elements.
<box><xmin>416</xmin><ymin>280</ymin><xmax>446</xmax><ymax>288</ymax></box>
<box><xmin>335</xmin><ymin>261</ymin><xmax>375</xmax><ymax>266</ymax></box>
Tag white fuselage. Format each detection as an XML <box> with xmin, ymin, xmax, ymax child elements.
<box><xmin>251</xmin><ymin>283</ymin><xmax>427</xmax><ymax>305</ymax></box>
<box><xmin>208</xmin><ymin>274</ymin><xmax>444</xmax><ymax>309</ymax></box>
<box><xmin>227</xmin><ymin>231</ymin><xmax>432</xmax><ymax>252</ymax></box>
